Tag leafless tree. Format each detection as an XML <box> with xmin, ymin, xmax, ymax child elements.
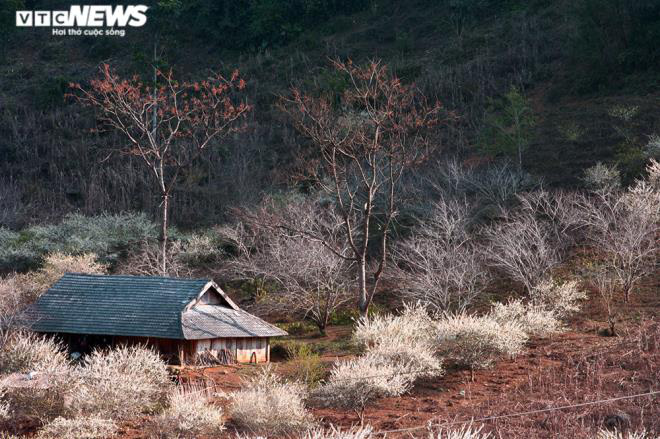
<box><xmin>279</xmin><ymin>59</ymin><xmax>451</xmax><ymax>316</ymax></box>
<box><xmin>116</xmin><ymin>239</ymin><xmax>193</xmax><ymax>278</ymax></box>
<box><xmin>391</xmin><ymin>197</ymin><xmax>489</xmax><ymax>312</ymax></box>
<box><xmin>577</xmin><ymin>169</ymin><xmax>659</xmax><ymax>302</ymax></box>
<box><xmin>219</xmin><ymin>196</ymin><xmax>353</xmax><ymax>333</ymax></box>
<box><xmin>482</xmin><ymin>208</ymin><xmax>561</xmax><ymax>295</ymax></box>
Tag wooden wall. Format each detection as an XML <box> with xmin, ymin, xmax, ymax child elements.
<box><xmin>193</xmin><ymin>337</ymin><xmax>270</xmax><ymax>364</ymax></box>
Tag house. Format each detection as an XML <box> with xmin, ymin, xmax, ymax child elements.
<box><xmin>27</xmin><ymin>273</ymin><xmax>287</xmax><ymax>365</ymax></box>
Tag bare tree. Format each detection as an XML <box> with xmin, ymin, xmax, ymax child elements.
<box><xmin>280</xmin><ymin>59</ymin><xmax>451</xmax><ymax>316</ymax></box>
<box><xmin>220</xmin><ymin>196</ymin><xmax>353</xmax><ymax>333</ymax></box>
<box><xmin>391</xmin><ymin>197</ymin><xmax>489</xmax><ymax>312</ymax></box>
<box><xmin>71</xmin><ymin>64</ymin><xmax>250</xmax><ymax>274</ymax></box>
<box><xmin>482</xmin><ymin>208</ymin><xmax>561</xmax><ymax>295</ymax></box>
<box><xmin>578</xmin><ymin>165</ymin><xmax>659</xmax><ymax>302</ymax></box>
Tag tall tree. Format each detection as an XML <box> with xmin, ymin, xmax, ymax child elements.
<box><xmin>71</xmin><ymin>65</ymin><xmax>250</xmax><ymax>274</ymax></box>
<box><xmin>280</xmin><ymin>60</ymin><xmax>450</xmax><ymax>316</ymax></box>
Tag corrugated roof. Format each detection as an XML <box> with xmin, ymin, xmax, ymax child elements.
<box><xmin>28</xmin><ymin>273</ymin><xmax>286</xmax><ymax>340</ymax></box>
<box><xmin>182</xmin><ymin>305</ymin><xmax>288</xmax><ymax>339</ymax></box>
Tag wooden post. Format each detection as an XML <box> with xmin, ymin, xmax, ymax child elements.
<box><xmin>179</xmin><ymin>342</ymin><xmax>185</xmax><ymax>366</ymax></box>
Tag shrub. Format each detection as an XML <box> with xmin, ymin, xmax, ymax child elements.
<box><xmin>37</xmin><ymin>417</ymin><xmax>118</xmax><ymax>439</ymax></box>
<box><xmin>230</xmin><ymin>366</ymin><xmax>314</xmax><ymax>435</ymax></box>
<box><xmin>489</xmin><ymin>299</ymin><xmax>562</xmax><ymax>337</ymax></box>
<box><xmin>530</xmin><ymin>279</ymin><xmax>587</xmax><ymax>319</ymax></box>
<box><xmin>2</xmin><ymin>375</ymin><xmax>72</xmax><ymax>421</ymax></box>
<box><xmin>152</xmin><ymin>386</ymin><xmax>225</xmax><ymax>438</ymax></box>
<box><xmin>303</xmin><ymin>425</ymin><xmax>374</xmax><ymax>439</ymax></box>
<box><xmin>431</xmin><ymin>425</ymin><xmax>492</xmax><ymax>439</ymax></box>
<box><xmin>353</xmin><ymin>304</ymin><xmax>434</xmax><ymax>350</ymax></box>
<box><xmin>435</xmin><ymin>313</ymin><xmax>527</xmax><ymax>371</ymax></box>
<box><xmin>583</xmin><ymin>162</ymin><xmax>621</xmax><ymax>193</ymax></box>
<box><xmin>68</xmin><ymin>345</ymin><xmax>170</xmax><ymax>420</ymax></box>
<box><xmin>312</xmin><ymin>353</ymin><xmax>415</xmax><ymax>418</ymax></box>
<box><xmin>0</xmin><ymin>213</ymin><xmax>157</xmax><ymax>270</ymax></box>
<box><xmin>285</xmin><ymin>344</ymin><xmax>326</xmax><ymax>388</ymax></box>
<box><xmin>0</xmin><ymin>331</ymin><xmax>69</xmax><ymax>374</ymax></box>
<box><xmin>367</xmin><ymin>336</ymin><xmax>443</xmax><ymax>380</ymax></box>
<box><xmin>596</xmin><ymin>430</ymin><xmax>650</xmax><ymax>439</ymax></box>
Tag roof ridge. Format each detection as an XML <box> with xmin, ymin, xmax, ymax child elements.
<box><xmin>62</xmin><ymin>272</ymin><xmax>210</xmax><ymax>282</ymax></box>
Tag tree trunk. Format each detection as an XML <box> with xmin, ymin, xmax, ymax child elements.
<box><xmin>160</xmin><ymin>193</ymin><xmax>169</xmax><ymax>276</ymax></box>
<box><xmin>357</xmin><ymin>259</ymin><xmax>369</xmax><ymax>318</ymax></box>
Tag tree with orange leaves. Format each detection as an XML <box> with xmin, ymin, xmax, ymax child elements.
<box><xmin>70</xmin><ymin>64</ymin><xmax>250</xmax><ymax>275</ymax></box>
<box><xmin>280</xmin><ymin>59</ymin><xmax>453</xmax><ymax>317</ymax></box>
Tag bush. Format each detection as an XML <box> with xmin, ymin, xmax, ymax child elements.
<box><xmin>367</xmin><ymin>336</ymin><xmax>443</xmax><ymax>380</ymax></box>
<box><xmin>0</xmin><ymin>331</ymin><xmax>69</xmax><ymax>374</ymax></box>
<box><xmin>431</xmin><ymin>425</ymin><xmax>492</xmax><ymax>439</ymax></box>
<box><xmin>312</xmin><ymin>353</ymin><xmax>415</xmax><ymax>416</ymax></box>
<box><xmin>530</xmin><ymin>279</ymin><xmax>587</xmax><ymax>319</ymax></box>
<box><xmin>285</xmin><ymin>343</ymin><xmax>326</xmax><ymax>388</ymax></box>
<box><xmin>583</xmin><ymin>162</ymin><xmax>621</xmax><ymax>193</ymax></box>
<box><xmin>303</xmin><ymin>425</ymin><xmax>374</xmax><ymax>439</ymax></box>
<box><xmin>67</xmin><ymin>345</ymin><xmax>170</xmax><ymax>420</ymax></box>
<box><xmin>230</xmin><ymin>366</ymin><xmax>314</xmax><ymax>435</ymax></box>
<box><xmin>489</xmin><ymin>299</ymin><xmax>562</xmax><ymax>337</ymax></box>
<box><xmin>435</xmin><ymin>313</ymin><xmax>528</xmax><ymax>370</ymax></box>
<box><xmin>596</xmin><ymin>430</ymin><xmax>651</xmax><ymax>439</ymax></box>
<box><xmin>37</xmin><ymin>417</ymin><xmax>118</xmax><ymax>439</ymax></box>
<box><xmin>353</xmin><ymin>304</ymin><xmax>434</xmax><ymax>350</ymax></box>
<box><xmin>152</xmin><ymin>386</ymin><xmax>225</xmax><ymax>438</ymax></box>
<box><xmin>0</xmin><ymin>213</ymin><xmax>157</xmax><ymax>270</ymax></box>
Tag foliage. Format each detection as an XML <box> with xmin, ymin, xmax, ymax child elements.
<box><xmin>572</xmin><ymin>0</ymin><xmax>660</xmax><ymax>92</ymax></box>
<box><xmin>152</xmin><ymin>386</ymin><xmax>225</xmax><ymax>438</ymax></box>
<box><xmin>0</xmin><ymin>213</ymin><xmax>157</xmax><ymax>271</ymax></box>
<box><xmin>230</xmin><ymin>366</ymin><xmax>314</xmax><ymax>434</ymax></box>
<box><xmin>284</xmin><ymin>343</ymin><xmax>326</xmax><ymax>388</ymax></box>
<box><xmin>595</xmin><ymin>430</ymin><xmax>651</xmax><ymax>439</ymax></box>
<box><xmin>0</xmin><ymin>332</ymin><xmax>70</xmax><ymax>374</ymax></box>
<box><xmin>583</xmin><ymin>162</ymin><xmax>622</xmax><ymax>193</ymax></box>
<box><xmin>67</xmin><ymin>345</ymin><xmax>171</xmax><ymax>420</ymax></box>
<box><xmin>37</xmin><ymin>417</ymin><xmax>118</xmax><ymax>439</ymax></box>
<box><xmin>480</xmin><ymin>86</ymin><xmax>535</xmax><ymax>171</ymax></box>
<box><xmin>435</xmin><ymin>312</ymin><xmax>528</xmax><ymax>370</ymax></box>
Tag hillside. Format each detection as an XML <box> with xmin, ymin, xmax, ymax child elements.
<box><xmin>1</xmin><ymin>0</ymin><xmax>659</xmax><ymax>229</ymax></box>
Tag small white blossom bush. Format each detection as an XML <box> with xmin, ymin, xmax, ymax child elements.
<box><xmin>0</xmin><ymin>331</ymin><xmax>70</xmax><ymax>374</ymax></box>
<box><xmin>435</xmin><ymin>313</ymin><xmax>528</xmax><ymax>370</ymax></box>
<box><xmin>489</xmin><ymin>299</ymin><xmax>562</xmax><ymax>337</ymax></box>
<box><xmin>312</xmin><ymin>353</ymin><xmax>415</xmax><ymax>414</ymax></box>
<box><xmin>68</xmin><ymin>345</ymin><xmax>171</xmax><ymax>420</ymax></box>
<box><xmin>152</xmin><ymin>386</ymin><xmax>225</xmax><ymax>438</ymax></box>
<box><xmin>430</xmin><ymin>425</ymin><xmax>492</xmax><ymax>439</ymax></box>
<box><xmin>37</xmin><ymin>417</ymin><xmax>118</xmax><ymax>439</ymax></box>
<box><xmin>596</xmin><ymin>429</ymin><xmax>650</xmax><ymax>439</ymax></box>
<box><xmin>230</xmin><ymin>366</ymin><xmax>314</xmax><ymax>435</ymax></box>
<box><xmin>367</xmin><ymin>336</ymin><xmax>443</xmax><ymax>379</ymax></box>
<box><xmin>303</xmin><ymin>425</ymin><xmax>374</xmax><ymax>439</ymax></box>
<box><xmin>531</xmin><ymin>279</ymin><xmax>587</xmax><ymax>318</ymax></box>
<box><xmin>353</xmin><ymin>303</ymin><xmax>434</xmax><ymax>349</ymax></box>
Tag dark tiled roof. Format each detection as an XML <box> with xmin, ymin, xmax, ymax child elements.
<box><xmin>182</xmin><ymin>305</ymin><xmax>287</xmax><ymax>339</ymax></box>
<box><xmin>28</xmin><ymin>273</ymin><xmax>286</xmax><ymax>340</ymax></box>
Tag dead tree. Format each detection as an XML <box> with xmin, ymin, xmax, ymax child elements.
<box><xmin>280</xmin><ymin>59</ymin><xmax>451</xmax><ymax>316</ymax></box>
<box><xmin>70</xmin><ymin>64</ymin><xmax>250</xmax><ymax>274</ymax></box>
